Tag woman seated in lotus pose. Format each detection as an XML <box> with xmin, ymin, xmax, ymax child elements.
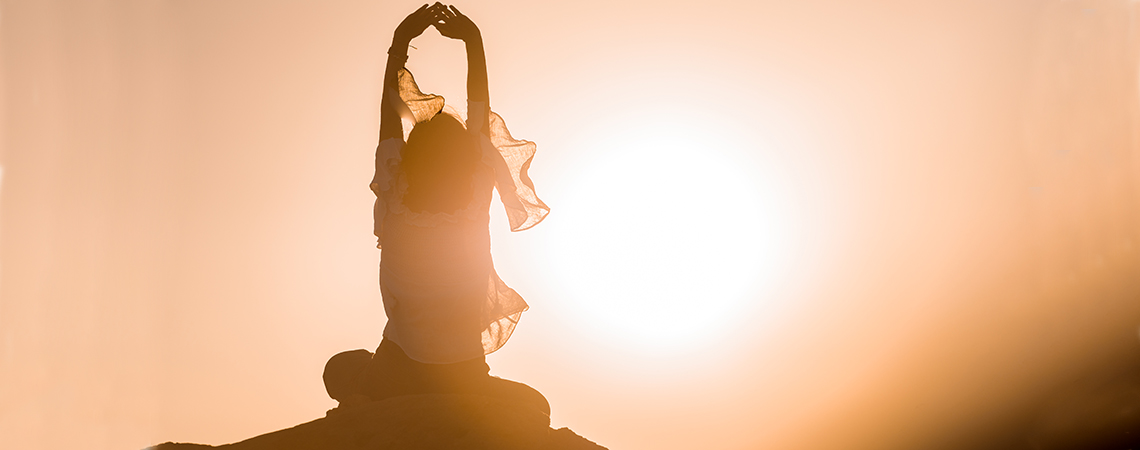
<box><xmin>323</xmin><ymin>3</ymin><xmax>550</xmax><ymax>415</ymax></box>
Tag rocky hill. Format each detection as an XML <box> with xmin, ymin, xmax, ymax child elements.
<box><xmin>146</xmin><ymin>393</ymin><xmax>606</xmax><ymax>450</ymax></box>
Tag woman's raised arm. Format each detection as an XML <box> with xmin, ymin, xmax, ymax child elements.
<box><xmin>435</xmin><ymin>5</ymin><xmax>490</xmax><ymax>137</ymax></box>
<box><xmin>379</xmin><ymin>4</ymin><xmax>442</xmax><ymax>143</ymax></box>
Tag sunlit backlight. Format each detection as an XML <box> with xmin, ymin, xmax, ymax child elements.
<box><xmin>546</xmin><ymin>116</ymin><xmax>793</xmax><ymax>354</ymax></box>
<box><xmin>0</xmin><ymin>165</ymin><xmax>4</xmax><ymax>286</ymax></box>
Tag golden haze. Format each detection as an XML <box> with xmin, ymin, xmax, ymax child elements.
<box><xmin>2</xmin><ymin>1</ymin><xmax>1139</xmax><ymax>450</ymax></box>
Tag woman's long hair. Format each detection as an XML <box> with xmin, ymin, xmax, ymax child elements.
<box><xmin>401</xmin><ymin>113</ymin><xmax>481</xmax><ymax>214</ymax></box>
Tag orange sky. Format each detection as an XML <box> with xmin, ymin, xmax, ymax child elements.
<box><xmin>3</xmin><ymin>1</ymin><xmax>1140</xmax><ymax>450</ymax></box>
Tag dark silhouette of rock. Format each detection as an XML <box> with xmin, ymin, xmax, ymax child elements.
<box><xmin>145</xmin><ymin>394</ymin><xmax>606</xmax><ymax>450</ymax></box>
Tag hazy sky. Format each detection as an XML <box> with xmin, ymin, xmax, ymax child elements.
<box><xmin>3</xmin><ymin>1</ymin><xmax>1140</xmax><ymax>450</ymax></box>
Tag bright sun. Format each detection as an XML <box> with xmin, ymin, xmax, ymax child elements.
<box><xmin>544</xmin><ymin>116</ymin><xmax>793</xmax><ymax>353</ymax></box>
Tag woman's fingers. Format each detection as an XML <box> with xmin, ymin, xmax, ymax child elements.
<box><xmin>395</xmin><ymin>3</ymin><xmax>433</xmax><ymax>41</ymax></box>
<box><xmin>447</xmin><ymin>6</ymin><xmax>473</xmax><ymax>28</ymax></box>
<box><xmin>408</xmin><ymin>3</ymin><xmax>469</xmax><ymax>39</ymax></box>
<box><xmin>435</xmin><ymin>8</ymin><xmax>453</xmax><ymax>22</ymax></box>
<box><xmin>423</xmin><ymin>3</ymin><xmax>445</xmax><ymax>23</ymax></box>
<box><xmin>431</xmin><ymin>3</ymin><xmax>448</xmax><ymax>17</ymax></box>
<box><xmin>404</xmin><ymin>4</ymin><xmax>427</xmax><ymax>22</ymax></box>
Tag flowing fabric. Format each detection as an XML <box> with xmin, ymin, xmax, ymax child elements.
<box><xmin>369</xmin><ymin>69</ymin><xmax>548</xmax><ymax>363</ymax></box>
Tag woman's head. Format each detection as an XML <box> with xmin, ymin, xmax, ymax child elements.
<box><xmin>402</xmin><ymin>113</ymin><xmax>481</xmax><ymax>213</ymax></box>
<box><xmin>405</xmin><ymin>112</ymin><xmax>474</xmax><ymax>154</ymax></box>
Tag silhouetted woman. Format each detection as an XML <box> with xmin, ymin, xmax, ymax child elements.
<box><xmin>323</xmin><ymin>3</ymin><xmax>550</xmax><ymax>415</ymax></box>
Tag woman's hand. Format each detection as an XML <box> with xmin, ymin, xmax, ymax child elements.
<box><xmin>392</xmin><ymin>3</ymin><xmax>445</xmax><ymax>46</ymax></box>
<box><xmin>383</xmin><ymin>3</ymin><xmax>444</xmax><ymax>143</ymax></box>
<box><xmin>434</xmin><ymin>5</ymin><xmax>481</xmax><ymax>43</ymax></box>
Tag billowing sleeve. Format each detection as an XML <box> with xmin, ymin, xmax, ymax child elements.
<box><xmin>397</xmin><ymin>69</ymin><xmax>445</xmax><ymax>125</ymax></box>
<box><xmin>468</xmin><ymin>100</ymin><xmax>550</xmax><ymax>232</ymax></box>
<box><xmin>370</xmin><ymin>137</ymin><xmax>404</xmax><ymax>249</ymax></box>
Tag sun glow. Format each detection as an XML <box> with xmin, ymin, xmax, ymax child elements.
<box><xmin>545</xmin><ymin>116</ymin><xmax>795</xmax><ymax>353</ymax></box>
